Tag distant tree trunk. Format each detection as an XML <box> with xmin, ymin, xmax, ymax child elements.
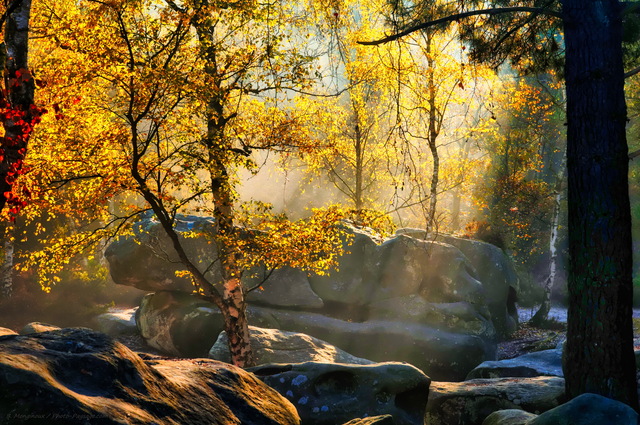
<box><xmin>530</xmin><ymin>158</ymin><xmax>564</xmax><ymax>326</ymax></box>
<box><xmin>1</xmin><ymin>225</ymin><xmax>14</xmax><ymax>298</ymax></box>
<box><xmin>425</xmin><ymin>33</ymin><xmax>440</xmax><ymax>233</ymax></box>
<box><xmin>450</xmin><ymin>189</ymin><xmax>461</xmax><ymax>231</ymax></box>
<box><xmin>562</xmin><ymin>0</ymin><xmax>638</xmax><ymax>410</ymax></box>
<box><xmin>0</xmin><ymin>0</ymin><xmax>35</xmax><ymax>214</ymax></box>
<box><xmin>354</xmin><ymin>122</ymin><xmax>364</xmax><ymax>211</ymax></box>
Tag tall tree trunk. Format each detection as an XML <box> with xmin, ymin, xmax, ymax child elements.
<box><xmin>562</xmin><ymin>0</ymin><xmax>638</xmax><ymax>409</ymax></box>
<box><xmin>0</xmin><ymin>0</ymin><xmax>35</xmax><ymax>213</ymax></box>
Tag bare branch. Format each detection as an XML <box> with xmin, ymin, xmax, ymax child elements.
<box><xmin>625</xmin><ymin>66</ymin><xmax>640</xmax><ymax>79</ymax></box>
<box><xmin>358</xmin><ymin>7</ymin><xmax>562</xmax><ymax>46</ymax></box>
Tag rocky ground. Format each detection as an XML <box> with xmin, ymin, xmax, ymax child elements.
<box><xmin>497</xmin><ymin>322</ymin><xmax>566</xmax><ymax>360</ymax></box>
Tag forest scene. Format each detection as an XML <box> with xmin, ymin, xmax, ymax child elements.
<box><xmin>0</xmin><ymin>0</ymin><xmax>639</xmax><ymax>424</ymax></box>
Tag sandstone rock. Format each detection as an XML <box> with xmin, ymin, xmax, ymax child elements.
<box><xmin>377</xmin><ymin>235</ymin><xmax>485</xmax><ymax>305</ymax></box>
<box><xmin>94</xmin><ymin>307</ymin><xmax>138</xmax><ymax>336</ymax></box>
<box><xmin>244</xmin><ymin>266</ymin><xmax>324</xmax><ymax>309</ymax></box>
<box><xmin>254</xmin><ymin>307</ymin><xmax>496</xmax><ymax>381</ymax></box>
<box><xmin>528</xmin><ymin>393</ymin><xmax>638</xmax><ymax>425</ymax></box>
<box><xmin>482</xmin><ymin>409</ymin><xmax>538</xmax><ymax>425</ymax></box>
<box><xmin>209</xmin><ymin>326</ymin><xmax>373</xmax><ymax>365</ymax></box>
<box><xmin>369</xmin><ymin>297</ymin><xmax>495</xmax><ymax>340</ymax></box>
<box><xmin>0</xmin><ymin>328</ymin><xmax>300</xmax><ymax>425</ymax></box>
<box><xmin>135</xmin><ymin>295</ymin><xmax>494</xmax><ymax>380</ymax></box>
<box><xmin>0</xmin><ymin>327</ymin><xmax>16</xmax><ymax>336</ymax></box>
<box><xmin>425</xmin><ymin>377</ymin><xmax>565</xmax><ymax>425</ymax></box>
<box><xmin>397</xmin><ymin>230</ymin><xmax>520</xmax><ymax>337</ymax></box>
<box><xmin>20</xmin><ymin>322</ymin><xmax>61</xmax><ymax>334</ymax></box>
<box><xmin>466</xmin><ymin>349</ymin><xmax>563</xmax><ymax>379</ymax></box>
<box><xmin>107</xmin><ymin>216</ymin><xmax>325</xmax><ymax>310</ymax></box>
<box><xmin>136</xmin><ymin>291</ymin><xmax>224</xmax><ymax>356</ymax></box>
<box><xmin>342</xmin><ymin>415</ymin><xmax>396</xmax><ymax>425</ymax></box>
<box><xmin>136</xmin><ymin>291</ymin><xmax>279</xmax><ymax>357</ymax></box>
<box><xmin>105</xmin><ymin>215</ymin><xmax>219</xmax><ymax>293</ymax></box>
<box><xmin>250</xmin><ymin>361</ymin><xmax>430</xmax><ymax>425</ymax></box>
<box><xmin>308</xmin><ymin>226</ymin><xmax>382</xmax><ymax>307</ymax></box>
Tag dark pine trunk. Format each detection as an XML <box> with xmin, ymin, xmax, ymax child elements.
<box><xmin>562</xmin><ymin>0</ymin><xmax>638</xmax><ymax>410</ymax></box>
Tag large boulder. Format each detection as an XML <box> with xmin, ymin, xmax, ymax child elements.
<box><xmin>107</xmin><ymin>216</ymin><xmax>326</xmax><ymax>309</ymax></box>
<box><xmin>466</xmin><ymin>349</ymin><xmax>564</xmax><ymax>379</ymax></box>
<box><xmin>252</xmin><ymin>307</ymin><xmax>495</xmax><ymax>381</ymax></box>
<box><xmin>376</xmin><ymin>235</ymin><xmax>485</xmax><ymax>305</ymax></box>
<box><xmin>110</xmin><ymin>218</ymin><xmax>518</xmax><ymax>379</ymax></box>
<box><xmin>425</xmin><ymin>377</ymin><xmax>565</xmax><ymax>425</ymax></box>
<box><xmin>136</xmin><ymin>291</ymin><xmax>278</xmax><ymax>357</ymax></box>
<box><xmin>398</xmin><ymin>229</ymin><xmax>519</xmax><ymax>337</ymax></box>
<box><xmin>105</xmin><ymin>215</ymin><xmax>220</xmax><ymax>293</ymax></box>
<box><xmin>308</xmin><ymin>226</ymin><xmax>382</xmax><ymax>307</ymax></box>
<box><xmin>250</xmin><ymin>361</ymin><xmax>430</xmax><ymax>425</ymax></box>
<box><xmin>0</xmin><ymin>328</ymin><xmax>300</xmax><ymax>425</ymax></box>
<box><xmin>528</xmin><ymin>393</ymin><xmax>638</xmax><ymax>425</ymax></box>
<box><xmin>244</xmin><ymin>266</ymin><xmax>324</xmax><ymax>309</ymax></box>
<box><xmin>137</xmin><ymin>293</ymin><xmax>493</xmax><ymax>380</ymax></box>
<box><xmin>369</xmin><ymin>297</ymin><xmax>495</xmax><ymax>341</ymax></box>
<box><xmin>94</xmin><ymin>307</ymin><xmax>138</xmax><ymax>336</ymax></box>
<box><xmin>209</xmin><ymin>326</ymin><xmax>374</xmax><ymax>365</ymax></box>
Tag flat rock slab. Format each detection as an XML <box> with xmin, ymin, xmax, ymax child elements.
<box><xmin>0</xmin><ymin>328</ymin><xmax>300</xmax><ymax>425</ymax></box>
<box><xmin>210</xmin><ymin>326</ymin><xmax>374</xmax><ymax>366</ymax></box>
<box><xmin>425</xmin><ymin>377</ymin><xmax>565</xmax><ymax>425</ymax></box>
<box><xmin>250</xmin><ymin>361</ymin><xmax>430</xmax><ymax>425</ymax></box>
<box><xmin>467</xmin><ymin>349</ymin><xmax>564</xmax><ymax>379</ymax></box>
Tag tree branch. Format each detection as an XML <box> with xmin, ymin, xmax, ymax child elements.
<box><xmin>357</xmin><ymin>7</ymin><xmax>562</xmax><ymax>46</ymax></box>
<box><xmin>625</xmin><ymin>65</ymin><xmax>640</xmax><ymax>79</ymax></box>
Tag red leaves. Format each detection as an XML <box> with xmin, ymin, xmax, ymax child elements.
<box><xmin>4</xmin><ymin>188</ymin><xmax>28</xmax><ymax>219</ymax></box>
<box><xmin>53</xmin><ymin>103</ymin><xmax>65</xmax><ymax>120</ymax></box>
<box><xmin>10</xmin><ymin>68</ymin><xmax>32</xmax><ymax>88</ymax></box>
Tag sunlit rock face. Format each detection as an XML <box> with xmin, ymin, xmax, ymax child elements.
<box><xmin>105</xmin><ymin>215</ymin><xmax>219</xmax><ymax>293</ymax></box>
<box><xmin>210</xmin><ymin>326</ymin><xmax>374</xmax><ymax>365</ymax></box>
<box><xmin>396</xmin><ymin>229</ymin><xmax>520</xmax><ymax>338</ymax></box>
<box><xmin>0</xmin><ymin>328</ymin><xmax>301</xmax><ymax>425</ymax></box>
<box><xmin>106</xmin><ymin>215</ymin><xmax>325</xmax><ymax>309</ymax></box>
<box><xmin>249</xmin><ymin>361</ymin><xmax>430</xmax><ymax>425</ymax></box>
<box><xmin>107</xmin><ymin>216</ymin><xmax>520</xmax><ymax>380</ymax></box>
